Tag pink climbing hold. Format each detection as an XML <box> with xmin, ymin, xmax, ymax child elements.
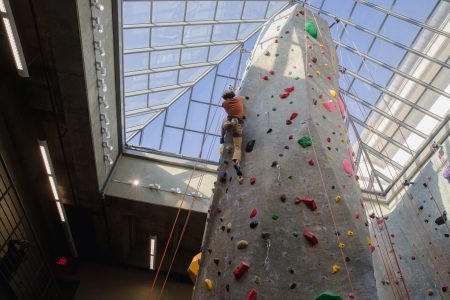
<box><xmin>263</xmin><ymin>75</ymin><xmax>269</xmax><ymax>81</ymax></box>
<box><xmin>322</xmin><ymin>100</ymin><xmax>336</xmax><ymax>112</ymax></box>
<box><xmin>245</xmin><ymin>289</ymin><xmax>257</xmax><ymax>300</ymax></box>
<box><xmin>308</xmin><ymin>159</ymin><xmax>314</xmax><ymax>166</ymax></box>
<box><xmin>289</xmin><ymin>112</ymin><xmax>299</xmax><ymax>120</ymax></box>
<box><xmin>250</xmin><ymin>177</ymin><xmax>256</xmax><ymax>185</ymax></box>
<box><xmin>355</xmin><ymin>212</ymin><xmax>361</xmax><ymax>219</ymax></box>
<box><xmin>320</xmin><ymin>50</ymin><xmax>326</xmax><ymax>54</ymax></box>
<box><xmin>327</xmin><ymin>75</ymin><xmax>332</xmax><ymax>80</ymax></box>
<box><xmin>342</xmin><ymin>159</ymin><xmax>353</xmax><ymax>177</ymax></box>
<box><xmin>250</xmin><ymin>208</ymin><xmax>257</xmax><ymax>218</ymax></box>
<box><xmin>303</xmin><ymin>230</ymin><xmax>319</xmax><ymax>246</ymax></box>
<box><xmin>337</xmin><ymin>95</ymin><xmax>346</xmax><ymax>119</ymax></box>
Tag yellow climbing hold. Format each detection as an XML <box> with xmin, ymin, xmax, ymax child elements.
<box><xmin>338</xmin><ymin>242</ymin><xmax>345</xmax><ymax>249</ymax></box>
<box><xmin>347</xmin><ymin>230</ymin><xmax>354</xmax><ymax>237</ymax></box>
<box><xmin>324</xmin><ymin>63</ymin><xmax>328</xmax><ymax>68</ymax></box>
<box><xmin>188</xmin><ymin>252</ymin><xmax>201</xmax><ymax>283</ymax></box>
<box><xmin>316</xmin><ymin>70</ymin><xmax>321</xmax><ymax>76</ymax></box>
<box><xmin>332</xmin><ymin>264</ymin><xmax>341</xmax><ymax>274</ymax></box>
<box><xmin>340</xmin><ymin>138</ymin><xmax>345</xmax><ymax>144</ymax></box>
<box><xmin>320</xmin><ymin>44</ymin><xmax>325</xmax><ymax>49</ymax></box>
<box><xmin>335</xmin><ymin>195</ymin><xmax>341</xmax><ymax>203</ymax></box>
<box><xmin>205</xmin><ymin>278</ymin><xmax>213</xmax><ymax>290</ymax></box>
<box><xmin>367</xmin><ymin>237</ymin><xmax>372</xmax><ymax>246</ymax></box>
<box><xmin>219</xmin><ymin>145</ymin><xmax>224</xmax><ymax>155</ymax></box>
<box><xmin>330</xmin><ymin>89</ymin><xmax>337</xmax><ymax>98</ymax></box>
<box><xmin>328</xmin><ymin>154</ymin><xmax>333</xmax><ymax>160</ymax></box>
<box><xmin>344</xmin><ymin>128</ymin><xmax>348</xmax><ymax>133</ymax></box>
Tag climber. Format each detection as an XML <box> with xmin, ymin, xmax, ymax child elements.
<box><xmin>220</xmin><ymin>88</ymin><xmax>244</xmax><ymax>177</ymax></box>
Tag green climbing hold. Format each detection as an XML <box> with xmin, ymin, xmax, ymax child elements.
<box><xmin>288</xmin><ymin>175</ymin><xmax>293</xmax><ymax>179</ymax></box>
<box><xmin>295</xmin><ymin>76</ymin><xmax>300</xmax><ymax>80</ymax></box>
<box><xmin>288</xmin><ymin>72</ymin><xmax>292</xmax><ymax>75</ymax></box>
<box><xmin>271</xmin><ymin>95</ymin><xmax>274</xmax><ymax>98</ymax></box>
<box><xmin>292</xmin><ymin>230</ymin><xmax>299</xmax><ymax>237</ymax></box>
<box><xmin>305</xmin><ymin>21</ymin><xmax>318</xmax><ymax>39</ymax></box>
<box><xmin>314</xmin><ymin>291</ymin><xmax>343</xmax><ymax>300</ymax></box>
<box><xmin>275</xmin><ymin>53</ymin><xmax>279</xmax><ymax>57</ymax></box>
<box><xmin>322</xmin><ymin>115</ymin><xmax>326</xmax><ymax>119</ymax></box>
<box><xmin>297</xmin><ymin>136</ymin><xmax>312</xmax><ymax>148</ymax></box>
<box><xmin>272</xmin><ymin>214</ymin><xmax>279</xmax><ymax>220</ymax></box>
<box><xmin>272</xmin><ymin>107</ymin><xmax>277</xmax><ymax>111</ymax></box>
<box><xmin>289</xmin><ymin>101</ymin><xmax>293</xmax><ymax>104</ymax></box>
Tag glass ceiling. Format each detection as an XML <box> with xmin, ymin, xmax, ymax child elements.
<box><xmin>120</xmin><ymin>0</ymin><xmax>450</xmax><ymax>196</ymax></box>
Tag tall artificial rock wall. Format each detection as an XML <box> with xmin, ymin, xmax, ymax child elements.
<box><xmin>194</xmin><ymin>4</ymin><xmax>377</xmax><ymax>299</ymax></box>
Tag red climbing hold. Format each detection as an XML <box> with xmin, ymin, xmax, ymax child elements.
<box><xmin>279</xmin><ymin>93</ymin><xmax>289</xmax><ymax>99</ymax></box>
<box><xmin>411</xmin><ymin>256</ymin><xmax>416</xmax><ymax>260</ymax></box>
<box><xmin>274</xmin><ymin>39</ymin><xmax>278</xmax><ymax>43</ymax></box>
<box><xmin>289</xmin><ymin>112</ymin><xmax>299</xmax><ymax>120</ymax></box>
<box><xmin>302</xmin><ymin>198</ymin><xmax>317</xmax><ymax>211</ymax></box>
<box><xmin>280</xmin><ymin>194</ymin><xmax>287</xmax><ymax>202</ymax></box>
<box><xmin>327</xmin><ymin>75</ymin><xmax>332</xmax><ymax>80</ymax></box>
<box><xmin>308</xmin><ymin>159</ymin><xmax>314</xmax><ymax>166</ymax></box>
<box><xmin>233</xmin><ymin>261</ymin><xmax>250</xmax><ymax>280</ymax></box>
<box><xmin>303</xmin><ymin>230</ymin><xmax>319</xmax><ymax>246</ymax></box>
<box><xmin>284</xmin><ymin>86</ymin><xmax>295</xmax><ymax>93</ymax></box>
<box><xmin>263</xmin><ymin>75</ymin><xmax>269</xmax><ymax>81</ymax></box>
<box><xmin>250</xmin><ymin>208</ymin><xmax>257</xmax><ymax>218</ymax></box>
<box><xmin>355</xmin><ymin>212</ymin><xmax>361</xmax><ymax>219</ymax></box>
<box><xmin>442</xmin><ymin>285</ymin><xmax>448</xmax><ymax>292</ymax></box>
<box><xmin>288</xmin><ymin>135</ymin><xmax>293</xmax><ymax>140</ymax></box>
<box><xmin>245</xmin><ymin>289</ymin><xmax>257</xmax><ymax>300</ymax></box>
<box><xmin>269</xmin><ymin>70</ymin><xmax>275</xmax><ymax>75</ymax></box>
<box><xmin>250</xmin><ymin>177</ymin><xmax>256</xmax><ymax>185</ymax></box>
<box><xmin>370</xmin><ymin>245</ymin><xmax>375</xmax><ymax>253</ymax></box>
<box><xmin>326</xmin><ymin>137</ymin><xmax>331</xmax><ymax>143</ymax></box>
<box><xmin>427</xmin><ymin>290</ymin><xmax>434</xmax><ymax>296</ymax></box>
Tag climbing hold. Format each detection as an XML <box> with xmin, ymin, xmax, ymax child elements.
<box><xmin>237</xmin><ymin>240</ymin><xmax>249</xmax><ymax>249</ymax></box>
<box><xmin>205</xmin><ymin>278</ymin><xmax>213</xmax><ymax>290</ymax></box>
<box><xmin>347</xmin><ymin>230</ymin><xmax>354</xmax><ymax>237</ymax></box>
<box><xmin>329</xmin><ymin>89</ymin><xmax>337</xmax><ymax>98</ymax></box>
<box><xmin>250</xmin><ymin>208</ymin><xmax>257</xmax><ymax>218</ymax></box>
<box><xmin>307</xmin><ymin>73</ymin><xmax>313</xmax><ymax>78</ymax></box>
<box><xmin>272</xmin><ymin>214</ymin><xmax>279</xmax><ymax>220</ymax></box>
<box><xmin>254</xmin><ymin>276</ymin><xmax>261</xmax><ymax>284</ymax></box>
<box><xmin>370</xmin><ymin>245</ymin><xmax>375</xmax><ymax>253</ymax></box>
<box><xmin>280</xmin><ymin>194</ymin><xmax>287</xmax><ymax>202</ymax></box>
<box><xmin>250</xmin><ymin>220</ymin><xmax>258</xmax><ymax>229</ymax></box>
<box><xmin>271</xmin><ymin>161</ymin><xmax>279</xmax><ymax>167</ymax></box>
<box><xmin>321</xmin><ymin>100</ymin><xmax>336</xmax><ymax>112</ymax></box>
<box><xmin>298</xmin><ymin>136</ymin><xmax>312</xmax><ymax>148</ymax></box>
<box><xmin>288</xmin><ymin>135</ymin><xmax>293</xmax><ymax>140</ymax></box>
<box><xmin>308</xmin><ymin>159</ymin><xmax>314</xmax><ymax>166</ymax></box>
<box><xmin>263</xmin><ymin>75</ymin><xmax>269</xmax><ymax>80</ymax></box>
<box><xmin>284</xmin><ymin>145</ymin><xmax>289</xmax><ymax>150</ymax></box>
<box><xmin>245</xmin><ymin>140</ymin><xmax>256</xmax><ymax>152</ymax></box>
<box><xmin>213</xmin><ymin>258</ymin><xmax>219</xmax><ymax>265</ymax></box>
<box><xmin>264</xmin><ymin>50</ymin><xmax>270</xmax><ymax>56</ymax></box>
<box><xmin>233</xmin><ymin>261</ymin><xmax>250</xmax><ymax>279</ymax></box>
<box><xmin>327</xmin><ymin>75</ymin><xmax>332</xmax><ymax>80</ymax></box>
<box><xmin>355</xmin><ymin>212</ymin><xmax>360</xmax><ymax>219</ymax></box>
<box><xmin>290</xmin><ymin>283</ymin><xmax>297</xmax><ymax>289</ymax></box>
<box><xmin>324</xmin><ymin>63</ymin><xmax>328</xmax><ymax>68</ymax></box>
<box><xmin>332</xmin><ymin>264</ymin><xmax>341</xmax><ymax>274</ymax></box>
<box><xmin>292</xmin><ymin>230</ymin><xmax>299</xmax><ymax>237</ymax></box>
<box><xmin>305</xmin><ymin>21</ymin><xmax>318</xmax><ymax>39</ymax></box>
<box><xmin>319</xmin><ymin>44</ymin><xmax>325</xmax><ymax>49</ymax></box>
<box><xmin>316</xmin><ymin>70</ymin><xmax>321</xmax><ymax>76</ymax></box>
<box><xmin>442</xmin><ymin>285</ymin><xmax>448</xmax><ymax>292</ymax></box>
<box><xmin>335</xmin><ymin>195</ymin><xmax>341</xmax><ymax>203</ymax></box>
<box><xmin>261</xmin><ymin>232</ymin><xmax>270</xmax><ymax>239</ymax></box>
<box><xmin>314</xmin><ymin>291</ymin><xmax>343</xmax><ymax>300</ymax></box>
<box><xmin>286</xmin><ymin>120</ymin><xmax>292</xmax><ymax>125</ymax></box>
<box><xmin>289</xmin><ymin>112</ymin><xmax>299</xmax><ymax>120</ymax></box>
<box><xmin>219</xmin><ymin>171</ymin><xmax>227</xmax><ymax>183</ymax></box>
<box><xmin>311</xmin><ymin>57</ymin><xmax>317</xmax><ymax>63</ymax></box>
<box><xmin>238</xmin><ymin>176</ymin><xmax>244</xmax><ymax>184</ymax></box>
<box><xmin>245</xmin><ymin>289</ymin><xmax>257</xmax><ymax>300</ymax></box>
<box><xmin>411</xmin><ymin>256</ymin><xmax>416</xmax><ymax>260</ymax></box>
<box><xmin>226</xmin><ymin>223</ymin><xmax>232</xmax><ymax>233</ymax></box>
<box><xmin>269</xmin><ymin>70</ymin><xmax>275</xmax><ymax>75</ymax></box>
<box><xmin>338</xmin><ymin>242</ymin><xmax>345</xmax><ymax>249</ymax></box>
<box><xmin>250</xmin><ymin>177</ymin><xmax>256</xmax><ymax>185</ymax></box>
<box><xmin>279</xmin><ymin>93</ymin><xmax>290</xmax><ymax>99</ymax></box>
<box><xmin>303</xmin><ymin>230</ymin><xmax>319</xmax><ymax>246</ymax></box>
<box><xmin>302</xmin><ymin>198</ymin><xmax>317</xmax><ymax>211</ymax></box>
<box><xmin>266</xmin><ymin>128</ymin><xmax>272</xmax><ymax>134</ymax></box>
<box><xmin>427</xmin><ymin>290</ymin><xmax>434</xmax><ymax>296</ymax></box>
<box><xmin>284</xmin><ymin>86</ymin><xmax>295</xmax><ymax>93</ymax></box>
<box><xmin>337</xmin><ymin>95</ymin><xmax>346</xmax><ymax>118</ymax></box>
<box><xmin>435</xmin><ymin>213</ymin><xmax>447</xmax><ymax>225</ymax></box>
<box><xmin>342</xmin><ymin>159</ymin><xmax>353</xmax><ymax>177</ymax></box>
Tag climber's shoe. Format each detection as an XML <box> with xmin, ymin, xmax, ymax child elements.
<box><xmin>220</xmin><ymin>137</ymin><xmax>225</xmax><ymax>144</ymax></box>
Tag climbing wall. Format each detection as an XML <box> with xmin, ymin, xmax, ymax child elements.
<box><xmin>193</xmin><ymin>4</ymin><xmax>377</xmax><ymax>300</ymax></box>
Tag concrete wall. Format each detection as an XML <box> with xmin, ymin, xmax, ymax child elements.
<box><xmin>368</xmin><ymin>134</ymin><xmax>450</xmax><ymax>299</ymax></box>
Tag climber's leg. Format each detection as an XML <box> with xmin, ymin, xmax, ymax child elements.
<box><xmin>221</xmin><ymin>119</ymin><xmax>233</xmax><ymax>144</ymax></box>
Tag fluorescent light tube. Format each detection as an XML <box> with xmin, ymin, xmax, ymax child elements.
<box><xmin>3</xmin><ymin>17</ymin><xmax>23</xmax><ymax>70</ymax></box>
<box><xmin>39</xmin><ymin>145</ymin><xmax>52</xmax><ymax>175</ymax></box>
<box><xmin>48</xmin><ymin>176</ymin><xmax>60</xmax><ymax>200</ymax></box>
<box><xmin>56</xmin><ymin>202</ymin><xmax>66</xmax><ymax>222</ymax></box>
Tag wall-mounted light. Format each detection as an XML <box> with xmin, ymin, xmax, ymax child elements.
<box><xmin>103</xmin><ymin>154</ymin><xmax>114</xmax><ymax>165</ymax></box>
<box><xmin>100</xmin><ymin>113</ymin><xmax>110</xmax><ymax>125</ymax></box>
<box><xmin>98</xmin><ymin>95</ymin><xmax>109</xmax><ymax>108</ymax></box>
<box><xmin>149</xmin><ymin>235</ymin><xmax>157</xmax><ymax>270</ymax></box>
<box><xmin>91</xmin><ymin>0</ymin><xmax>105</xmax><ymax>11</ymax></box>
<box><xmin>102</xmin><ymin>141</ymin><xmax>113</xmax><ymax>151</ymax></box>
<box><xmin>92</xmin><ymin>16</ymin><xmax>104</xmax><ymax>33</ymax></box>
<box><xmin>1</xmin><ymin>0</ymin><xmax>28</xmax><ymax>77</ymax></box>
<box><xmin>132</xmin><ymin>179</ymin><xmax>140</xmax><ymax>186</ymax></box>
<box><xmin>93</xmin><ymin>41</ymin><xmax>105</xmax><ymax>56</ymax></box>
<box><xmin>101</xmin><ymin>127</ymin><xmax>110</xmax><ymax>138</ymax></box>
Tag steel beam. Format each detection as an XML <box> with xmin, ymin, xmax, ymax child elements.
<box><xmin>123</xmin><ymin>18</ymin><xmax>267</xmax><ymax>29</ymax></box>
<box><xmin>124</xmin><ymin>40</ymin><xmax>244</xmax><ymax>54</ymax></box>
<box><xmin>125</xmin><ymin>61</ymin><xmax>218</xmax><ymax>77</ymax></box>
<box><xmin>362</xmin><ymin>142</ymin><xmax>403</xmax><ymax>170</ymax></box>
<box><xmin>341</xmin><ymin>90</ymin><xmax>429</xmax><ymax>139</ymax></box>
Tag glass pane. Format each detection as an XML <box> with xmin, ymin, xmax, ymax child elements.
<box><xmin>124</xmin><ymin>53</ymin><xmax>149</xmax><ymax>72</ymax></box>
<box><xmin>323</xmin><ymin>0</ymin><xmax>355</xmax><ymax>19</ymax></box>
<box><xmin>181</xmin><ymin>47</ymin><xmax>209</xmax><ymax>64</ymax></box>
<box><xmin>161</xmin><ymin>127</ymin><xmax>183</xmax><ymax>153</ymax></box>
<box><xmin>126</xmin><ymin>112</ymin><xmax>155</xmax><ymax>128</ymax></box>
<box><xmin>218</xmin><ymin>49</ymin><xmax>239</xmax><ymax>77</ymax></box>
<box><xmin>125</xmin><ymin>75</ymin><xmax>148</xmax><ymax>93</ymax></box>
<box><xmin>149</xmin><ymin>89</ymin><xmax>185</xmax><ymax>107</ymax></box>
<box><xmin>186</xmin><ymin>1</ymin><xmax>216</xmax><ymax>21</ymax></box>
<box><xmin>152</xmin><ymin>1</ymin><xmax>185</xmax><ymax>23</ymax></box>
<box><xmin>179</xmin><ymin>67</ymin><xmax>209</xmax><ymax>84</ymax></box>
<box><xmin>123</xmin><ymin>2</ymin><xmax>151</xmax><ymax>24</ymax></box>
<box><xmin>183</xmin><ymin>25</ymin><xmax>212</xmax><ymax>44</ymax></box>
<box><xmin>201</xmin><ymin>134</ymin><xmax>221</xmax><ymax>161</ymax></box>
<box><xmin>185</xmin><ymin>102</ymin><xmax>209</xmax><ymax>131</ymax></box>
<box><xmin>206</xmin><ymin>105</ymin><xmax>225</xmax><ymax>134</ymax></box>
<box><xmin>238</xmin><ymin>23</ymin><xmax>262</xmax><ymax>39</ymax></box>
<box><xmin>379</xmin><ymin>16</ymin><xmax>421</xmax><ymax>46</ymax></box>
<box><xmin>369</xmin><ymin>38</ymin><xmax>406</xmax><ymax>68</ymax></box>
<box><xmin>124</xmin><ymin>29</ymin><xmax>150</xmax><ymax>49</ymax></box>
<box><xmin>166</xmin><ymin>92</ymin><xmax>190</xmax><ymax>127</ymax></box>
<box><xmin>141</xmin><ymin>112</ymin><xmax>166</xmax><ymax>149</ymax></box>
<box><xmin>393</xmin><ymin>0</ymin><xmax>438</xmax><ymax>22</ymax></box>
<box><xmin>150</xmin><ymin>50</ymin><xmax>180</xmax><ymax>68</ymax></box>
<box><xmin>209</xmin><ymin>45</ymin><xmax>235</xmax><ymax>61</ymax></box>
<box><xmin>351</xmin><ymin>79</ymin><xmax>381</xmax><ymax>105</ymax></box>
<box><xmin>340</xmin><ymin>26</ymin><xmax>373</xmax><ymax>53</ymax></box>
<box><xmin>212</xmin><ymin>24</ymin><xmax>239</xmax><ymax>41</ymax></box>
<box><xmin>150</xmin><ymin>71</ymin><xmax>178</xmax><ymax>89</ymax></box>
<box><xmin>125</xmin><ymin>95</ymin><xmax>148</xmax><ymax>111</ymax></box>
<box><xmin>192</xmin><ymin>69</ymin><xmax>216</xmax><ymax>103</ymax></box>
<box><xmin>181</xmin><ymin>131</ymin><xmax>204</xmax><ymax>158</ymax></box>
<box><xmin>266</xmin><ymin>1</ymin><xmax>286</xmax><ymax>18</ymax></box>
<box><xmin>350</xmin><ymin>4</ymin><xmax>386</xmax><ymax>32</ymax></box>
<box><xmin>216</xmin><ymin>1</ymin><xmax>244</xmax><ymax>20</ymax></box>
<box><xmin>151</xmin><ymin>27</ymin><xmax>183</xmax><ymax>47</ymax></box>
<box><xmin>211</xmin><ymin>77</ymin><xmax>235</xmax><ymax>105</ymax></box>
<box><xmin>128</xmin><ymin>131</ymin><xmax>142</xmax><ymax>145</ymax></box>
<box><xmin>242</xmin><ymin>1</ymin><xmax>268</xmax><ymax>19</ymax></box>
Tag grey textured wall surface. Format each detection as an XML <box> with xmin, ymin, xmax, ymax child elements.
<box><xmin>194</xmin><ymin>5</ymin><xmax>376</xmax><ymax>300</ymax></box>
